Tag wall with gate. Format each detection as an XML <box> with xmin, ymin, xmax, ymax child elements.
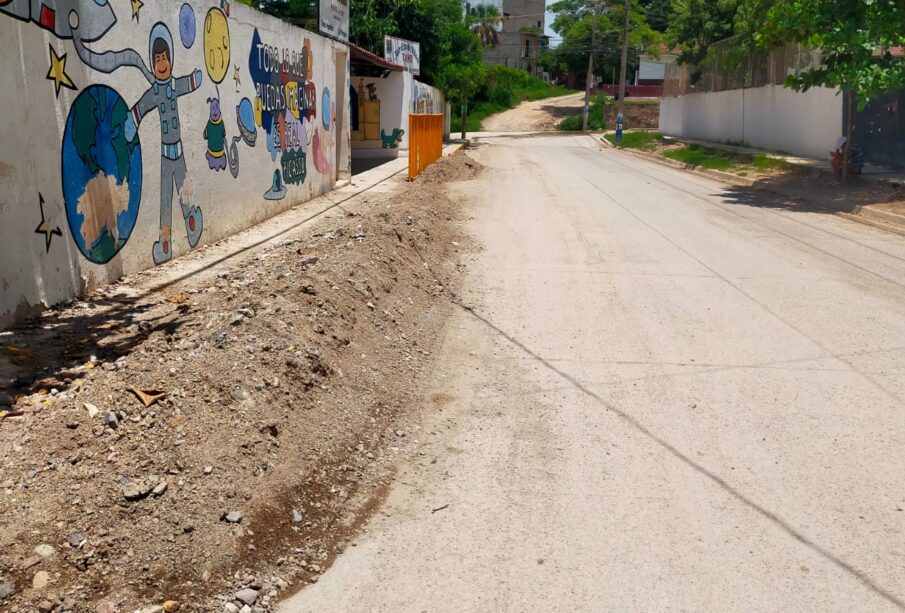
<box><xmin>0</xmin><ymin>0</ymin><xmax>351</xmax><ymax>327</ymax></box>
<box><xmin>659</xmin><ymin>85</ymin><xmax>842</xmax><ymax>160</ymax></box>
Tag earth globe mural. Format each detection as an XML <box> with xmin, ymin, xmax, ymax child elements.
<box><xmin>62</xmin><ymin>85</ymin><xmax>143</xmax><ymax>264</ymax></box>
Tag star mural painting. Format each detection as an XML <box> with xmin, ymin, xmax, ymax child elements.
<box><xmin>46</xmin><ymin>43</ymin><xmax>76</xmax><ymax>97</ymax></box>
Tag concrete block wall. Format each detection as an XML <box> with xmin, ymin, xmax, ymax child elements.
<box><xmin>0</xmin><ymin>0</ymin><xmax>351</xmax><ymax>327</ymax></box>
<box><xmin>659</xmin><ymin>85</ymin><xmax>842</xmax><ymax>160</ymax></box>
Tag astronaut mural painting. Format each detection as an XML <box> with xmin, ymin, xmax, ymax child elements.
<box><xmin>2</xmin><ymin>0</ymin><xmax>341</xmax><ymax>272</ymax></box>
<box><xmin>125</xmin><ymin>23</ymin><xmax>205</xmax><ymax>264</ymax></box>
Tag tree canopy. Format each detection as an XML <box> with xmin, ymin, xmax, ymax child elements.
<box><xmin>541</xmin><ymin>0</ymin><xmax>661</xmax><ymax>84</ymax></box>
<box><xmin>758</xmin><ymin>0</ymin><xmax>905</xmax><ymax>110</ymax></box>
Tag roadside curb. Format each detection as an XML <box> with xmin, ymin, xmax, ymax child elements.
<box><xmin>599</xmin><ymin>137</ymin><xmax>905</xmax><ymax>237</ymax></box>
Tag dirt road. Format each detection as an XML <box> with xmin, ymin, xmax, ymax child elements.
<box><xmin>281</xmin><ymin>134</ymin><xmax>905</xmax><ymax>612</ymax></box>
<box><xmin>480</xmin><ymin>92</ymin><xmax>585</xmax><ymax>132</ymax></box>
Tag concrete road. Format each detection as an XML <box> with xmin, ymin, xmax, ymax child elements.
<box><xmin>481</xmin><ymin>92</ymin><xmax>586</xmax><ymax>132</ymax></box>
<box><xmin>280</xmin><ymin>135</ymin><xmax>905</xmax><ymax>612</ymax></box>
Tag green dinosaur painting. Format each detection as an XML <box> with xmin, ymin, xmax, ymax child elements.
<box><xmin>381</xmin><ymin>128</ymin><xmax>405</xmax><ymax>149</ymax></box>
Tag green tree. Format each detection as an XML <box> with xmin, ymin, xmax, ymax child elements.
<box><xmin>667</xmin><ymin>0</ymin><xmax>739</xmax><ymax>81</ymax></box>
<box><xmin>758</xmin><ymin>0</ymin><xmax>905</xmax><ymax>181</ymax></box>
<box><xmin>466</xmin><ymin>3</ymin><xmax>505</xmax><ymax>47</ymax></box>
<box><xmin>544</xmin><ymin>0</ymin><xmax>661</xmax><ymax>86</ymax></box>
<box><xmin>349</xmin><ymin>0</ymin><xmax>464</xmax><ymax>84</ymax></box>
<box><xmin>435</xmin><ymin>23</ymin><xmax>486</xmax><ymax>139</ymax></box>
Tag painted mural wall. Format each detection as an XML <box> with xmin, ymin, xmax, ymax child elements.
<box><xmin>0</xmin><ymin>0</ymin><xmax>351</xmax><ymax>327</ymax></box>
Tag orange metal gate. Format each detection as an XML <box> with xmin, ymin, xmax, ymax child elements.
<box><xmin>408</xmin><ymin>114</ymin><xmax>444</xmax><ymax>179</ymax></box>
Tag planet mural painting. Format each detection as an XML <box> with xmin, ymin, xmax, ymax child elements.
<box><xmin>203</xmin><ymin>7</ymin><xmax>230</xmax><ymax>84</ymax></box>
<box><xmin>179</xmin><ymin>3</ymin><xmax>195</xmax><ymax>48</ymax></box>
<box><xmin>61</xmin><ymin>84</ymin><xmax>143</xmax><ymax>265</ymax></box>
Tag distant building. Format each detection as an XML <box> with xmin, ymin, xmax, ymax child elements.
<box><xmin>471</xmin><ymin>0</ymin><xmax>548</xmax><ymax>77</ymax></box>
<box><xmin>636</xmin><ymin>46</ymin><xmax>679</xmax><ymax>87</ymax></box>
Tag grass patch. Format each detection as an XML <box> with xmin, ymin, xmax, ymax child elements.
<box><xmin>664</xmin><ymin>144</ymin><xmax>736</xmax><ymax>170</ymax></box>
<box><xmin>616</xmin><ymin>131</ymin><xmax>664</xmax><ymax>150</ymax></box>
<box><xmin>752</xmin><ymin>153</ymin><xmax>791</xmax><ymax>172</ymax></box>
<box><xmin>557</xmin><ymin>94</ymin><xmax>607</xmax><ymax>131</ymax></box>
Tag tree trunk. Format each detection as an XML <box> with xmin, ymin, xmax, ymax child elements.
<box><xmin>842</xmin><ymin>91</ymin><xmax>854</xmax><ymax>185</ymax></box>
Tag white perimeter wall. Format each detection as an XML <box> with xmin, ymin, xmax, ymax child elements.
<box><xmin>659</xmin><ymin>85</ymin><xmax>842</xmax><ymax>160</ymax></box>
<box><xmin>0</xmin><ymin>0</ymin><xmax>351</xmax><ymax>327</ymax></box>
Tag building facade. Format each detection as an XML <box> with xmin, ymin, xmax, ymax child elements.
<box><xmin>474</xmin><ymin>0</ymin><xmax>547</xmax><ymax>77</ymax></box>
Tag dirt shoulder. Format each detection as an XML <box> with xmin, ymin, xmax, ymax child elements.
<box><xmin>0</xmin><ymin>153</ymin><xmax>480</xmax><ymax>613</ymax></box>
<box><xmin>481</xmin><ymin>92</ymin><xmax>586</xmax><ymax>132</ymax></box>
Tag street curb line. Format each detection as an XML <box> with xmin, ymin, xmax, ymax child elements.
<box><xmin>600</xmin><ymin>138</ymin><xmax>905</xmax><ymax>238</ymax></box>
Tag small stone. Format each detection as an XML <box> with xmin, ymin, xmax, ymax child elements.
<box><xmin>203</xmin><ymin>466</ymin><xmax>213</xmax><ymax>475</ymax></box>
<box><xmin>84</xmin><ymin>402</ymin><xmax>100</xmax><ymax>418</ymax></box>
<box><xmin>66</xmin><ymin>421</ymin><xmax>80</xmax><ymax>429</ymax></box>
<box><xmin>292</xmin><ymin>510</ymin><xmax>303</xmax><ymax>523</ymax></box>
<box><xmin>21</xmin><ymin>555</ymin><xmax>42</xmax><ymax>569</ymax></box>
<box><xmin>233</xmin><ymin>389</ymin><xmax>250</xmax><ymax>401</ymax></box>
<box><xmin>223</xmin><ymin>511</ymin><xmax>243</xmax><ymax>523</ymax></box>
<box><xmin>239</xmin><ymin>607</ymin><xmax>252</xmax><ymax>613</ymax></box>
<box><xmin>95</xmin><ymin>600</ymin><xmax>116</xmax><ymax>613</ymax></box>
<box><xmin>163</xmin><ymin>600</ymin><xmax>180</xmax><ymax>611</ymax></box>
<box><xmin>229</xmin><ymin>313</ymin><xmax>245</xmax><ymax>326</ymax></box>
<box><xmin>104</xmin><ymin>412</ymin><xmax>119</xmax><ymax>429</ymax></box>
<box><xmin>32</xmin><ymin>570</ymin><xmax>50</xmax><ymax>589</ymax></box>
<box><xmin>122</xmin><ymin>479</ymin><xmax>153</xmax><ymax>501</ymax></box>
<box><xmin>223</xmin><ymin>604</ymin><xmax>239</xmax><ymax>613</ymax></box>
<box><xmin>152</xmin><ymin>481</ymin><xmax>168</xmax><ymax>497</ymax></box>
<box><xmin>0</xmin><ymin>392</ymin><xmax>13</xmax><ymax>407</ymax></box>
<box><xmin>37</xmin><ymin>600</ymin><xmax>54</xmax><ymax>612</ymax></box>
<box><xmin>366</xmin><ymin>302</ymin><xmax>375</xmax><ymax>310</ymax></box>
<box><xmin>34</xmin><ymin>544</ymin><xmax>55</xmax><ymax>558</ymax></box>
<box><xmin>0</xmin><ymin>581</ymin><xmax>14</xmax><ymax>600</ymax></box>
<box><xmin>69</xmin><ymin>531</ymin><xmax>86</xmax><ymax>548</ymax></box>
<box><xmin>234</xmin><ymin>588</ymin><xmax>259</xmax><ymax>605</ymax></box>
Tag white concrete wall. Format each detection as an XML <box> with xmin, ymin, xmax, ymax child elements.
<box><xmin>351</xmin><ymin>72</ymin><xmax>448</xmax><ymax>157</ymax></box>
<box><xmin>659</xmin><ymin>85</ymin><xmax>843</xmax><ymax>159</ymax></box>
<box><xmin>0</xmin><ymin>0</ymin><xmax>350</xmax><ymax>327</ymax></box>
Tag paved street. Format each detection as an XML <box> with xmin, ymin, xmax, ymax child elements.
<box><xmin>281</xmin><ymin>134</ymin><xmax>905</xmax><ymax>612</ymax></box>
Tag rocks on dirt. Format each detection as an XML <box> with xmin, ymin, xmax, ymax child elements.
<box><xmin>32</xmin><ymin>570</ymin><xmax>49</xmax><ymax>589</ymax></box>
<box><xmin>0</xmin><ymin>151</ymin><xmax>475</xmax><ymax>612</ymax></box>
<box><xmin>234</xmin><ymin>588</ymin><xmax>258</xmax><ymax>606</ymax></box>
<box><xmin>0</xmin><ymin>581</ymin><xmax>14</xmax><ymax>600</ymax></box>
<box><xmin>34</xmin><ymin>544</ymin><xmax>55</xmax><ymax>558</ymax></box>
<box><xmin>222</xmin><ymin>511</ymin><xmax>243</xmax><ymax>524</ymax></box>
<box><xmin>94</xmin><ymin>600</ymin><xmax>116</xmax><ymax>613</ymax></box>
<box><xmin>122</xmin><ymin>476</ymin><xmax>158</xmax><ymax>501</ymax></box>
<box><xmin>68</xmin><ymin>531</ymin><xmax>86</xmax><ymax>548</ymax></box>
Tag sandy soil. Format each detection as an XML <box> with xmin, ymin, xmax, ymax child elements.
<box><xmin>480</xmin><ymin>92</ymin><xmax>586</xmax><ymax>132</ymax></box>
<box><xmin>0</xmin><ymin>154</ymin><xmax>480</xmax><ymax>613</ymax></box>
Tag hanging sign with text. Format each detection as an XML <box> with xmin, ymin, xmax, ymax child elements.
<box><xmin>384</xmin><ymin>35</ymin><xmax>420</xmax><ymax>75</ymax></box>
<box><xmin>319</xmin><ymin>0</ymin><xmax>349</xmax><ymax>42</ymax></box>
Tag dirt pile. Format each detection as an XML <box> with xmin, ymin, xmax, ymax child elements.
<box><xmin>0</xmin><ymin>153</ymin><xmax>481</xmax><ymax>613</ymax></box>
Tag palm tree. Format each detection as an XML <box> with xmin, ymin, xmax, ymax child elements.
<box><xmin>466</xmin><ymin>4</ymin><xmax>504</xmax><ymax>48</ymax></box>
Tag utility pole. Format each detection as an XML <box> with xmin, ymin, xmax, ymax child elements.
<box><xmin>582</xmin><ymin>13</ymin><xmax>597</xmax><ymax>131</ymax></box>
<box><xmin>616</xmin><ymin>0</ymin><xmax>630</xmax><ymax>143</ymax></box>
